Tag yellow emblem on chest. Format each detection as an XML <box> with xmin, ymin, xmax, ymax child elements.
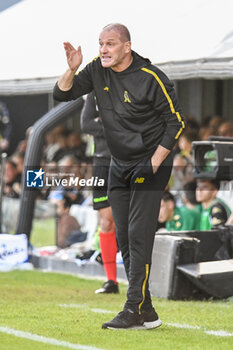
<box><xmin>124</xmin><ymin>91</ymin><xmax>131</xmax><ymax>103</ymax></box>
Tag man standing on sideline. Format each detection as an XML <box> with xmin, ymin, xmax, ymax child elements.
<box><xmin>53</xmin><ymin>23</ymin><xmax>185</xmax><ymax>330</ymax></box>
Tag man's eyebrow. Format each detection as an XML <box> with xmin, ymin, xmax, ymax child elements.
<box><xmin>99</xmin><ymin>38</ymin><xmax>117</xmax><ymax>42</ymax></box>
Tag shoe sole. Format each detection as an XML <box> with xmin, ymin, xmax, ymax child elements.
<box><xmin>103</xmin><ymin>319</ymin><xmax>162</xmax><ymax>330</ymax></box>
<box><xmin>143</xmin><ymin>318</ymin><xmax>162</xmax><ymax>329</ymax></box>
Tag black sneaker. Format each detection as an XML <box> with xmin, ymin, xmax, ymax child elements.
<box><xmin>102</xmin><ymin>310</ymin><xmax>144</xmax><ymax>330</ymax></box>
<box><xmin>95</xmin><ymin>280</ymin><xmax>119</xmax><ymax>294</ymax></box>
<box><xmin>142</xmin><ymin>307</ymin><xmax>162</xmax><ymax>329</ymax></box>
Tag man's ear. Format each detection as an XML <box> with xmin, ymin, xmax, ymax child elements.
<box><xmin>125</xmin><ymin>41</ymin><xmax>131</xmax><ymax>53</ymax></box>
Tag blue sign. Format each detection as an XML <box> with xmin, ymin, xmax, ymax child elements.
<box><xmin>26</xmin><ymin>168</ymin><xmax>45</xmax><ymax>188</ymax></box>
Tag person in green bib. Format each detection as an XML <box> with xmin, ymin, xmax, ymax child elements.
<box><xmin>158</xmin><ymin>190</ymin><xmax>200</xmax><ymax>231</ymax></box>
<box><xmin>196</xmin><ymin>179</ymin><xmax>231</xmax><ymax>230</ymax></box>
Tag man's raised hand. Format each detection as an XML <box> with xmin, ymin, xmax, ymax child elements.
<box><xmin>63</xmin><ymin>42</ymin><xmax>83</xmax><ymax>73</ymax></box>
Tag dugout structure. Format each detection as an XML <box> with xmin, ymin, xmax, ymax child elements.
<box><xmin>15</xmin><ymin>98</ymin><xmax>84</xmax><ymax>239</ymax></box>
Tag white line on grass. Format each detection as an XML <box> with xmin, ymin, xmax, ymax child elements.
<box><xmin>0</xmin><ymin>326</ymin><xmax>105</xmax><ymax>350</ymax></box>
<box><xmin>166</xmin><ymin>323</ymin><xmax>200</xmax><ymax>330</ymax></box>
<box><xmin>91</xmin><ymin>308</ymin><xmax>114</xmax><ymax>314</ymax></box>
<box><xmin>59</xmin><ymin>304</ymin><xmax>233</xmax><ymax>337</ymax></box>
<box><xmin>59</xmin><ymin>304</ymin><xmax>86</xmax><ymax>309</ymax></box>
<box><xmin>204</xmin><ymin>330</ymin><xmax>233</xmax><ymax>337</ymax></box>
<box><xmin>165</xmin><ymin>323</ymin><xmax>233</xmax><ymax>337</ymax></box>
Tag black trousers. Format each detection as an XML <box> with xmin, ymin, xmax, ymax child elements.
<box><xmin>108</xmin><ymin>152</ymin><xmax>173</xmax><ymax>313</ymax></box>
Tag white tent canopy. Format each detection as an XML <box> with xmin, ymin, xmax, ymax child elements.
<box><xmin>1</xmin><ymin>0</ymin><xmax>233</xmax><ymax>94</ymax></box>
<box><xmin>159</xmin><ymin>31</ymin><xmax>233</xmax><ymax>80</ymax></box>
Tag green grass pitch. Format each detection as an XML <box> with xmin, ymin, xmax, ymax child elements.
<box><xmin>0</xmin><ymin>270</ymin><xmax>233</xmax><ymax>350</ymax></box>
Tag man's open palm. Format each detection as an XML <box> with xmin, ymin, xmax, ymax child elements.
<box><xmin>63</xmin><ymin>42</ymin><xmax>83</xmax><ymax>72</ymax></box>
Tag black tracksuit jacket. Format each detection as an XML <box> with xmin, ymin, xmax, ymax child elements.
<box><xmin>53</xmin><ymin>51</ymin><xmax>185</xmax><ymax>162</ymax></box>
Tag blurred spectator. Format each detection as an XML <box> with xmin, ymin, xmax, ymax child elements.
<box><xmin>218</xmin><ymin>121</ymin><xmax>233</xmax><ymax>137</ymax></box>
<box><xmin>11</xmin><ymin>151</ymin><xmax>24</xmax><ymax>179</ymax></box>
<box><xmin>43</xmin><ymin>125</ymin><xmax>69</xmax><ymax>162</ymax></box>
<box><xmin>184</xmin><ymin>115</ymin><xmax>200</xmax><ymax>135</ymax></box>
<box><xmin>177</xmin><ymin>128</ymin><xmax>199</xmax><ymax>160</ymax></box>
<box><xmin>158</xmin><ymin>191</ymin><xmax>200</xmax><ymax>231</ymax></box>
<box><xmin>171</xmin><ymin>154</ymin><xmax>193</xmax><ymax>191</ymax></box>
<box><xmin>58</xmin><ymin>154</ymin><xmax>78</xmax><ymax>174</ymax></box>
<box><xmin>52</xmin><ymin>193</ymin><xmax>81</xmax><ymax>248</ymax></box>
<box><xmin>0</xmin><ymin>101</ymin><xmax>12</xmax><ymax>152</ymax></box>
<box><xmin>199</xmin><ymin>126</ymin><xmax>215</xmax><ymax>141</ymax></box>
<box><xmin>199</xmin><ymin>115</ymin><xmax>223</xmax><ymax>141</ymax></box>
<box><xmin>208</xmin><ymin>115</ymin><xmax>223</xmax><ymax>131</ymax></box>
<box><xmin>44</xmin><ymin>129</ymin><xmax>58</xmax><ymax>162</ymax></box>
<box><xmin>48</xmin><ymin>155</ymin><xmax>85</xmax><ymax>205</ymax></box>
<box><xmin>58</xmin><ymin>155</ymin><xmax>84</xmax><ymax>204</ymax></box>
<box><xmin>67</xmin><ymin>131</ymin><xmax>87</xmax><ymax>161</ymax></box>
<box><xmin>171</xmin><ymin>129</ymin><xmax>197</xmax><ymax>191</ymax></box>
<box><xmin>196</xmin><ymin>179</ymin><xmax>231</xmax><ymax>230</ymax></box>
<box><xmin>170</xmin><ymin>118</ymin><xmax>199</xmax><ymax>192</ymax></box>
<box><xmin>182</xmin><ymin>180</ymin><xmax>200</xmax><ymax>209</ymax></box>
<box><xmin>50</xmin><ymin>126</ymin><xmax>71</xmax><ymax>162</ymax></box>
<box><xmin>3</xmin><ymin>159</ymin><xmax>21</xmax><ymax>198</ymax></box>
<box><xmin>44</xmin><ymin>126</ymin><xmax>87</xmax><ymax>163</ymax></box>
<box><xmin>40</xmin><ymin>161</ymin><xmax>58</xmax><ymax>200</ymax></box>
<box><xmin>16</xmin><ymin>126</ymin><xmax>33</xmax><ymax>155</ymax></box>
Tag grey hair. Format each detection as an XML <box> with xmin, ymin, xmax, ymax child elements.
<box><xmin>102</xmin><ymin>23</ymin><xmax>131</xmax><ymax>42</ymax></box>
